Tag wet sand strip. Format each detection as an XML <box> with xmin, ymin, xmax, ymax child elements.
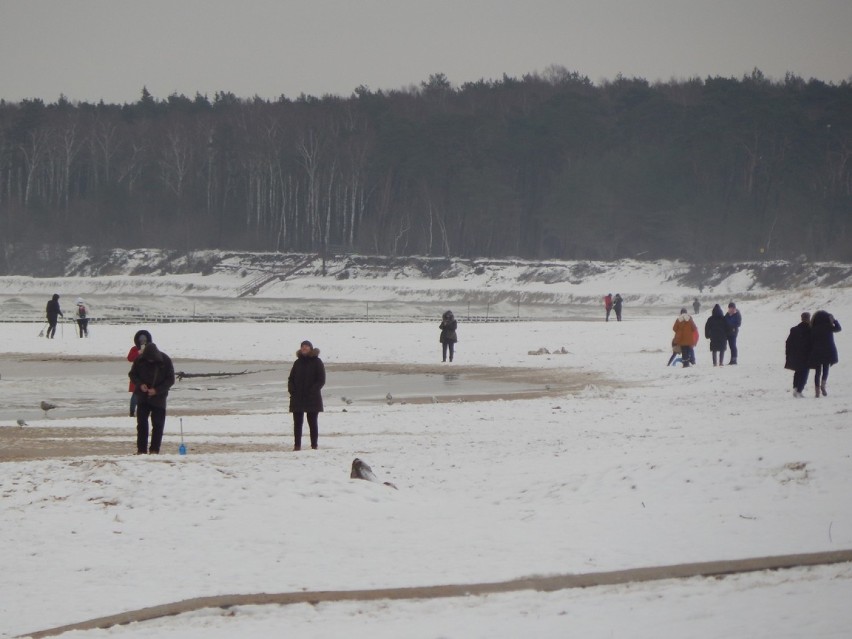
<box><xmin>21</xmin><ymin>549</ymin><xmax>852</xmax><ymax>638</ymax></box>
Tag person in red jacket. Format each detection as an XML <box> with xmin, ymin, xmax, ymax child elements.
<box><xmin>127</xmin><ymin>330</ymin><xmax>152</xmax><ymax>417</ymax></box>
<box><xmin>604</xmin><ymin>294</ymin><xmax>613</xmax><ymax>322</ymax></box>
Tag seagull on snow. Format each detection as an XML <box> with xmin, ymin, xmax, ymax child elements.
<box><xmin>40</xmin><ymin>401</ymin><xmax>57</xmax><ymax>417</ymax></box>
<box><xmin>17</xmin><ymin>419</ymin><xmax>28</xmax><ymax>428</ymax></box>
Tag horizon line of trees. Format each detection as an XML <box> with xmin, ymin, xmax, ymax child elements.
<box><xmin>1</xmin><ymin>66</ymin><xmax>850</xmax><ymax>263</ymax></box>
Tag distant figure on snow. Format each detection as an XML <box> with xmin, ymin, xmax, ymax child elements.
<box><xmin>127</xmin><ymin>330</ymin><xmax>152</xmax><ymax>417</ymax></box>
<box><xmin>785</xmin><ymin>312</ymin><xmax>812</xmax><ymax>398</ymax></box>
<box><xmin>808</xmin><ymin>310</ymin><xmax>841</xmax><ymax>398</ymax></box>
<box><xmin>288</xmin><ymin>340</ymin><xmax>325</xmax><ymax>450</ymax></box>
<box><xmin>704</xmin><ymin>304</ymin><xmax>728</xmax><ymax>366</ymax></box>
<box><xmin>45</xmin><ymin>294</ymin><xmax>63</xmax><ymax>339</ymax></box>
<box><xmin>604</xmin><ymin>294</ymin><xmax>613</xmax><ymax>322</ymax></box>
<box><xmin>673</xmin><ymin>308</ymin><xmax>698</xmax><ymax>368</ymax></box>
<box><xmin>725</xmin><ymin>302</ymin><xmax>742</xmax><ymax>364</ymax></box>
<box><xmin>75</xmin><ymin>298</ymin><xmax>89</xmax><ymax>338</ymax></box>
<box><xmin>692</xmin><ymin>297</ymin><xmax>701</xmax><ymax>315</ymax></box>
<box><xmin>439</xmin><ymin>310</ymin><xmax>458</xmax><ymax>362</ymax></box>
<box><xmin>129</xmin><ymin>340</ymin><xmax>175</xmax><ymax>454</ymax></box>
<box><xmin>613</xmin><ymin>294</ymin><xmax>624</xmax><ymax>322</ymax></box>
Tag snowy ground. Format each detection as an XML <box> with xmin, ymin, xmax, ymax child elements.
<box><xmin>1</xmin><ymin>272</ymin><xmax>852</xmax><ymax>638</ymax></box>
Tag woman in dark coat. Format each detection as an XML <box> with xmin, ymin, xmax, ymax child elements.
<box><xmin>439</xmin><ymin>310</ymin><xmax>458</xmax><ymax>363</ymax></box>
<box><xmin>785</xmin><ymin>312</ymin><xmax>812</xmax><ymax>397</ymax></box>
<box><xmin>808</xmin><ymin>310</ymin><xmax>841</xmax><ymax>397</ymax></box>
<box><xmin>704</xmin><ymin>304</ymin><xmax>728</xmax><ymax>366</ymax></box>
<box><xmin>288</xmin><ymin>340</ymin><xmax>325</xmax><ymax>450</ymax></box>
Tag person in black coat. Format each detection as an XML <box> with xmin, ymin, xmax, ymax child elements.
<box><xmin>785</xmin><ymin>312</ymin><xmax>812</xmax><ymax>397</ymax></box>
<box><xmin>704</xmin><ymin>304</ymin><xmax>728</xmax><ymax>366</ymax></box>
<box><xmin>613</xmin><ymin>294</ymin><xmax>624</xmax><ymax>322</ymax></box>
<box><xmin>288</xmin><ymin>340</ymin><xmax>325</xmax><ymax>450</ymax></box>
<box><xmin>439</xmin><ymin>310</ymin><xmax>458</xmax><ymax>363</ymax></box>
<box><xmin>128</xmin><ymin>342</ymin><xmax>175</xmax><ymax>454</ymax></box>
<box><xmin>808</xmin><ymin>310</ymin><xmax>841</xmax><ymax>397</ymax></box>
<box><xmin>45</xmin><ymin>294</ymin><xmax>63</xmax><ymax>338</ymax></box>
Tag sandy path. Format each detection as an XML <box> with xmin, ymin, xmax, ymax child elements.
<box><xmin>20</xmin><ymin>549</ymin><xmax>852</xmax><ymax>638</ymax></box>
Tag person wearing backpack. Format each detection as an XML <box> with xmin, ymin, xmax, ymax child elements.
<box><xmin>75</xmin><ymin>298</ymin><xmax>89</xmax><ymax>338</ymax></box>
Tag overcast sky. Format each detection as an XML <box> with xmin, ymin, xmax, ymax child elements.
<box><xmin>1</xmin><ymin>0</ymin><xmax>850</xmax><ymax>104</ymax></box>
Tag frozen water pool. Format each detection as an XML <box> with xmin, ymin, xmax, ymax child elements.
<box><xmin>0</xmin><ymin>355</ymin><xmax>567</xmax><ymax>422</ymax></box>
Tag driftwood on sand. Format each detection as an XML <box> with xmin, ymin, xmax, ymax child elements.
<box><xmin>176</xmin><ymin>370</ymin><xmax>250</xmax><ymax>381</ymax></box>
<box><xmin>350</xmin><ymin>458</ymin><xmax>398</xmax><ymax>490</ymax></box>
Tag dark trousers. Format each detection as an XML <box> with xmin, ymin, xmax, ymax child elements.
<box><xmin>46</xmin><ymin>319</ymin><xmax>58</xmax><ymax>338</ymax></box>
<box><xmin>680</xmin><ymin>345</ymin><xmax>694</xmax><ymax>367</ymax></box>
<box><xmin>793</xmin><ymin>368</ymin><xmax>809</xmax><ymax>393</ymax></box>
<box><xmin>615</xmin><ymin>308</ymin><xmax>622</xmax><ymax>321</ymax></box>
<box><xmin>137</xmin><ymin>401</ymin><xmax>166</xmax><ymax>453</ymax></box>
<box><xmin>711</xmin><ymin>350</ymin><xmax>726</xmax><ymax>366</ymax></box>
<box><xmin>605</xmin><ymin>308</ymin><xmax>612</xmax><ymax>321</ymax></box>
<box><xmin>727</xmin><ymin>334</ymin><xmax>738</xmax><ymax>362</ymax></box>
<box><xmin>814</xmin><ymin>365</ymin><xmax>830</xmax><ymax>388</ymax></box>
<box><xmin>129</xmin><ymin>392</ymin><xmax>138</xmax><ymax>416</ymax></box>
<box><xmin>442</xmin><ymin>342</ymin><xmax>455</xmax><ymax>362</ymax></box>
<box><xmin>293</xmin><ymin>412</ymin><xmax>318</xmax><ymax>449</ymax></box>
<box><xmin>77</xmin><ymin>318</ymin><xmax>89</xmax><ymax>337</ymax></box>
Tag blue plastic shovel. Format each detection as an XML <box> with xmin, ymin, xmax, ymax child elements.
<box><xmin>179</xmin><ymin>418</ymin><xmax>187</xmax><ymax>455</ymax></box>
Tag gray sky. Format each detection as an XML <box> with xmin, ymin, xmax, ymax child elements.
<box><xmin>1</xmin><ymin>0</ymin><xmax>850</xmax><ymax>104</ymax></box>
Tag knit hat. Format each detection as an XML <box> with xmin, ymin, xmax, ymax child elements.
<box><xmin>300</xmin><ymin>340</ymin><xmax>313</xmax><ymax>349</ymax></box>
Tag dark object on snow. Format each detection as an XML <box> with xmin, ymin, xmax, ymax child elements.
<box><xmin>808</xmin><ymin>311</ymin><xmax>841</xmax><ymax>368</ymax></box>
<box><xmin>129</xmin><ymin>343</ymin><xmax>176</xmax><ymax>454</ymax></box>
<box><xmin>704</xmin><ymin>304</ymin><xmax>728</xmax><ymax>365</ymax></box>
<box><xmin>288</xmin><ymin>343</ymin><xmax>325</xmax><ymax>450</ymax></box>
<box><xmin>612</xmin><ymin>294</ymin><xmax>623</xmax><ymax>321</ymax></box>
<box><xmin>439</xmin><ymin>310</ymin><xmax>458</xmax><ymax>362</ymax></box>
<box><xmin>350</xmin><ymin>458</ymin><xmax>398</xmax><ymax>489</ymax></box>
<box><xmin>45</xmin><ymin>294</ymin><xmax>63</xmax><ymax>339</ymax></box>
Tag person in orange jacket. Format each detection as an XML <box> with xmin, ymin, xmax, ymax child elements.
<box><xmin>673</xmin><ymin>308</ymin><xmax>698</xmax><ymax>368</ymax></box>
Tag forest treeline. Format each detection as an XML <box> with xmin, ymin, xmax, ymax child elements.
<box><xmin>1</xmin><ymin>68</ymin><xmax>850</xmax><ymax>262</ymax></box>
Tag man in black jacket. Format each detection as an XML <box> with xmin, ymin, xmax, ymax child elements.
<box><xmin>45</xmin><ymin>294</ymin><xmax>63</xmax><ymax>338</ymax></box>
<box><xmin>785</xmin><ymin>312</ymin><xmax>812</xmax><ymax>397</ymax></box>
<box><xmin>288</xmin><ymin>340</ymin><xmax>325</xmax><ymax>451</ymax></box>
<box><xmin>129</xmin><ymin>342</ymin><xmax>175</xmax><ymax>454</ymax></box>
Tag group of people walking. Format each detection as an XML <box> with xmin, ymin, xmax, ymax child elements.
<box><xmin>604</xmin><ymin>293</ymin><xmax>624</xmax><ymax>322</ymax></box>
<box><xmin>44</xmin><ymin>294</ymin><xmax>89</xmax><ymax>338</ymax></box>
<box><xmin>785</xmin><ymin>311</ymin><xmax>842</xmax><ymax>398</ymax></box>
<box><xmin>670</xmin><ymin>301</ymin><xmax>742</xmax><ymax>368</ymax></box>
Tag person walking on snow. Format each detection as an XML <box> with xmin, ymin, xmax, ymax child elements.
<box><xmin>127</xmin><ymin>330</ymin><xmax>152</xmax><ymax>417</ymax></box>
<box><xmin>613</xmin><ymin>294</ymin><xmax>624</xmax><ymax>322</ymax></box>
<box><xmin>288</xmin><ymin>340</ymin><xmax>325</xmax><ymax>450</ymax></box>
<box><xmin>129</xmin><ymin>341</ymin><xmax>175</xmax><ymax>454</ymax></box>
<box><xmin>673</xmin><ymin>308</ymin><xmax>698</xmax><ymax>368</ymax></box>
<box><xmin>704</xmin><ymin>304</ymin><xmax>728</xmax><ymax>366</ymax></box>
<box><xmin>725</xmin><ymin>302</ymin><xmax>742</xmax><ymax>364</ymax></box>
<box><xmin>785</xmin><ymin>312</ymin><xmax>812</xmax><ymax>398</ymax></box>
<box><xmin>45</xmin><ymin>294</ymin><xmax>63</xmax><ymax>338</ymax></box>
<box><xmin>439</xmin><ymin>310</ymin><xmax>458</xmax><ymax>362</ymax></box>
<box><xmin>75</xmin><ymin>298</ymin><xmax>89</xmax><ymax>338</ymax></box>
<box><xmin>692</xmin><ymin>297</ymin><xmax>701</xmax><ymax>315</ymax></box>
<box><xmin>808</xmin><ymin>310</ymin><xmax>841</xmax><ymax>398</ymax></box>
<box><xmin>604</xmin><ymin>294</ymin><xmax>613</xmax><ymax>322</ymax></box>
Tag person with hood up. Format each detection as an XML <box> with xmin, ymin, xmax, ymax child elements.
<box><xmin>75</xmin><ymin>298</ymin><xmax>89</xmax><ymax>338</ymax></box>
<box><xmin>704</xmin><ymin>304</ymin><xmax>728</xmax><ymax>366</ymax></box>
<box><xmin>808</xmin><ymin>310</ymin><xmax>841</xmax><ymax>398</ymax></box>
<box><xmin>127</xmin><ymin>330</ymin><xmax>152</xmax><ymax>417</ymax></box>
<box><xmin>439</xmin><ymin>310</ymin><xmax>458</xmax><ymax>362</ymax></box>
<box><xmin>673</xmin><ymin>308</ymin><xmax>698</xmax><ymax>368</ymax></box>
<box><xmin>613</xmin><ymin>294</ymin><xmax>624</xmax><ymax>322</ymax></box>
<box><xmin>129</xmin><ymin>340</ymin><xmax>175</xmax><ymax>454</ymax></box>
<box><xmin>288</xmin><ymin>340</ymin><xmax>325</xmax><ymax>450</ymax></box>
<box><xmin>45</xmin><ymin>294</ymin><xmax>63</xmax><ymax>339</ymax></box>
<box><xmin>785</xmin><ymin>312</ymin><xmax>812</xmax><ymax>398</ymax></box>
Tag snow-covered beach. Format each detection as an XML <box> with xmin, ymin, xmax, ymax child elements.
<box><xmin>2</xmin><ymin>258</ymin><xmax>851</xmax><ymax>638</ymax></box>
